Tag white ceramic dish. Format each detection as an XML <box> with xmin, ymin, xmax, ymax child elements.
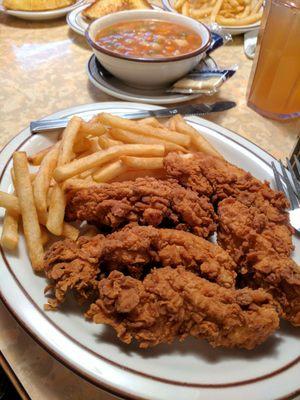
<box><xmin>0</xmin><ymin>0</ymin><xmax>84</xmax><ymax>20</ymax></box>
<box><xmin>86</xmin><ymin>10</ymin><xmax>211</xmax><ymax>88</ymax></box>
<box><xmin>87</xmin><ymin>54</ymin><xmax>218</xmax><ymax>104</ymax></box>
<box><xmin>161</xmin><ymin>0</ymin><xmax>261</xmax><ymax>36</ymax></box>
<box><xmin>0</xmin><ymin>101</ymin><xmax>300</xmax><ymax>400</ymax></box>
<box><xmin>66</xmin><ymin>3</ymin><xmax>89</xmax><ymax>35</ymax></box>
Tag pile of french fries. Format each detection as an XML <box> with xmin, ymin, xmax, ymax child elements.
<box><xmin>174</xmin><ymin>0</ymin><xmax>263</xmax><ymax>26</ymax></box>
<box><xmin>0</xmin><ymin>113</ymin><xmax>221</xmax><ymax>271</ymax></box>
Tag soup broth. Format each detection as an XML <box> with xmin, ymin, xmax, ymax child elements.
<box><xmin>95</xmin><ymin>19</ymin><xmax>202</xmax><ymax>59</ymax></box>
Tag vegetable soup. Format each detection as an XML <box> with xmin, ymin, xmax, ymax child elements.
<box><xmin>95</xmin><ymin>19</ymin><xmax>202</xmax><ymax>59</ymax></box>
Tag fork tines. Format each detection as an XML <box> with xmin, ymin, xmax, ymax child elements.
<box><xmin>271</xmin><ymin>161</ymin><xmax>299</xmax><ymax>210</ymax></box>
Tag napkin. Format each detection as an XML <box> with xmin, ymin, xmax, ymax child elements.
<box><xmin>244</xmin><ymin>29</ymin><xmax>259</xmax><ymax>59</ymax></box>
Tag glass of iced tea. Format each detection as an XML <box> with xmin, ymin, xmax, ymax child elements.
<box><xmin>247</xmin><ymin>0</ymin><xmax>300</xmax><ymax>120</ymax></box>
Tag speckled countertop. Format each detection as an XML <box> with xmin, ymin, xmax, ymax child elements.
<box><xmin>0</xmin><ymin>6</ymin><xmax>300</xmax><ymax>400</ymax></box>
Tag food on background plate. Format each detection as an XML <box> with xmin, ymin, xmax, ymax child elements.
<box><xmin>82</xmin><ymin>0</ymin><xmax>151</xmax><ymax>20</ymax></box>
<box><xmin>95</xmin><ymin>20</ymin><xmax>202</xmax><ymax>59</ymax></box>
<box><xmin>174</xmin><ymin>0</ymin><xmax>263</xmax><ymax>26</ymax></box>
<box><xmin>3</xmin><ymin>0</ymin><xmax>75</xmax><ymax>11</ymax></box>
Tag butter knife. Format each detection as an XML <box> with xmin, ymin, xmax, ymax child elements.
<box><xmin>30</xmin><ymin>101</ymin><xmax>236</xmax><ymax>134</ymax></box>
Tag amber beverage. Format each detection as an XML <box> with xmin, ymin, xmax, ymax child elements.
<box><xmin>247</xmin><ymin>0</ymin><xmax>300</xmax><ymax>120</ymax></box>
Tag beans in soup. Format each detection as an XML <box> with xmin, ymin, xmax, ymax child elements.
<box><xmin>95</xmin><ymin>19</ymin><xmax>202</xmax><ymax>59</ymax></box>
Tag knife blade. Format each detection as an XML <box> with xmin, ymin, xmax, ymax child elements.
<box><xmin>30</xmin><ymin>101</ymin><xmax>236</xmax><ymax>134</ymax></box>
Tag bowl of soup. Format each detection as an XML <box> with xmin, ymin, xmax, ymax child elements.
<box><xmin>86</xmin><ymin>10</ymin><xmax>211</xmax><ymax>88</ymax></box>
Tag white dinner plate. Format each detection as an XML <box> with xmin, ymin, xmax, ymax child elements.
<box><xmin>161</xmin><ymin>0</ymin><xmax>261</xmax><ymax>36</ymax></box>
<box><xmin>0</xmin><ymin>0</ymin><xmax>84</xmax><ymax>20</ymax></box>
<box><xmin>0</xmin><ymin>102</ymin><xmax>299</xmax><ymax>400</ymax></box>
<box><xmin>87</xmin><ymin>55</ymin><xmax>218</xmax><ymax>105</ymax></box>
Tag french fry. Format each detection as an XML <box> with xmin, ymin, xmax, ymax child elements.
<box><xmin>182</xmin><ymin>0</ymin><xmax>190</xmax><ymax>15</ymax></box>
<box><xmin>73</xmin><ymin>136</ymin><xmax>91</xmax><ymax>154</ymax></box>
<box><xmin>216</xmin><ymin>12</ymin><xmax>262</xmax><ymax>25</ymax></box>
<box><xmin>0</xmin><ymin>191</ymin><xmax>20</xmax><ymax>215</ymax></box>
<box><xmin>89</xmin><ymin>137</ymin><xmax>102</xmax><ymax>153</ymax></box>
<box><xmin>190</xmin><ymin>7</ymin><xmax>213</xmax><ymax>17</ymax></box>
<box><xmin>79</xmin><ymin>119</ymin><xmax>106</xmax><ymax>138</ymax></box>
<box><xmin>98</xmin><ymin>135</ymin><xmax>123</xmax><ymax>149</ymax></box>
<box><xmin>46</xmin><ymin>119</ymin><xmax>80</xmax><ymax>236</ymax></box>
<box><xmin>121</xmin><ymin>156</ymin><xmax>164</xmax><ymax>170</ymax></box>
<box><xmin>62</xmin><ymin>178</ymin><xmax>98</xmax><ymax>191</ymax></box>
<box><xmin>13</xmin><ymin>152</ymin><xmax>44</xmax><ymax>271</ymax></box>
<box><xmin>0</xmin><ymin>211</ymin><xmax>19</xmax><ymax>250</ymax></box>
<box><xmin>174</xmin><ymin>116</ymin><xmax>223</xmax><ymax>158</ymax></box>
<box><xmin>110</xmin><ymin>128</ymin><xmax>188</xmax><ymax>153</ymax></box>
<box><xmin>174</xmin><ymin>0</ymin><xmax>187</xmax><ymax>9</ymax></box>
<box><xmin>33</xmin><ymin>144</ymin><xmax>59</xmax><ymax>222</ymax></box>
<box><xmin>62</xmin><ymin>222</ymin><xmax>79</xmax><ymax>241</ymax></box>
<box><xmin>53</xmin><ymin>144</ymin><xmax>165</xmax><ymax>182</ymax></box>
<box><xmin>93</xmin><ymin>160</ymin><xmax>128</xmax><ymax>183</ymax></box>
<box><xmin>137</xmin><ymin>117</ymin><xmax>162</xmax><ymax>127</ymax></box>
<box><xmin>112</xmin><ymin>169</ymin><xmax>166</xmax><ymax>182</ymax></box>
<box><xmin>40</xmin><ymin>225</ymin><xmax>49</xmax><ymax>245</ymax></box>
<box><xmin>28</xmin><ymin>145</ymin><xmax>53</xmax><ymax>166</ymax></box>
<box><xmin>57</xmin><ymin>116</ymin><xmax>82</xmax><ymax>166</ymax></box>
<box><xmin>210</xmin><ymin>0</ymin><xmax>224</xmax><ymax>21</ymax></box>
<box><xmin>46</xmin><ymin>185</ymin><xmax>66</xmax><ymax>236</ymax></box>
<box><xmin>98</xmin><ymin>113</ymin><xmax>190</xmax><ymax>147</ymax></box>
<box><xmin>79</xmin><ymin>167</ymin><xmax>99</xmax><ymax>179</ymax></box>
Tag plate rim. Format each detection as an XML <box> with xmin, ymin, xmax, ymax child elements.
<box><xmin>86</xmin><ymin>55</ymin><xmax>201</xmax><ymax>105</ymax></box>
<box><xmin>66</xmin><ymin>3</ymin><xmax>88</xmax><ymax>36</ymax></box>
<box><xmin>0</xmin><ymin>101</ymin><xmax>299</xmax><ymax>400</ymax></box>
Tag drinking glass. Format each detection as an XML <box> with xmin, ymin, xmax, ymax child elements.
<box><xmin>247</xmin><ymin>0</ymin><xmax>300</xmax><ymax>120</ymax></box>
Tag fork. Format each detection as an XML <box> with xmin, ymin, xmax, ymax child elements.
<box><xmin>271</xmin><ymin>157</ymin><xmax>300</xmax><ymax>233</ymax></box>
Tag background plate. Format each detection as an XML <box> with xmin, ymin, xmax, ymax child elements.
<box><xmin>161</xmin><ymin>0</ymin><xmax>261</xmax><ymax>35</ymax></box>
<box><xmin>0</xmin><ymin>102</ymin><xmax>299</xmax><ymax>400</ymax></box>
<box><xmin>0</xmin><ymin>0</ymin><xmax>84</xmax><ymax>20</ymax></box>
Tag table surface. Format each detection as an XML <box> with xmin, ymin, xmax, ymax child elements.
<box><xmin>0</xmin><ymin>6</ymin><xmax>300</xmax><ymax>400</ymax></box>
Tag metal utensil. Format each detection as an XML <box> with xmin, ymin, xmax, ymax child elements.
<box><xmin>30</xmin><ymin>101</ymin><xmax>236</xmax><ymax>134</ymax></box>
<box><xmin>271</xmin><ymin>160</ymin><xmax>300</xmax><ymax>233</ymax></box>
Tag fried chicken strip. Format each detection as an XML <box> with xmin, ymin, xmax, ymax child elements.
<box><xmin>86</xmin><ymin>267</ymin><xmax>279</xmax><ymax>350</ymax></box>
<box><xmin>218</xmin><ymin>198</ymin><xmax>300</xmax><ymax>326</ymax></box>
<box><xmin>164</xmin><ymin>152</ymin><xmax>293</xmax><ymax>252</ymax></box>
<box><xmin>44</xmin><ymin>226</ymin><xmax>237</xmax><ymax>308</ymax></box>
<box><xmin>44</xmin><ymin>234</ymin><xmax>104</xmax><ymax>309</ymax></box>
<box><xmin>65</xmin><ymin>177</ymin><xmax>217</xmax><ymax>238</ymax></box>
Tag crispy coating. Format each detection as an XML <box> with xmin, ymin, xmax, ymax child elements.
<box><xmin>44</xmin><ymin>235</ymin><xmax>104</xmax><ymax>309</ymax></box>
<box><xmin>43</xmin><ymin>225</ymin><xmax>237</xmax><ymax>307</ymax></box>
<box><xmin>86</xmin><ymin>267</ymin><xmax>279</xmax><ymax>349</ymax></box>
<box><xmin>218</xmin><ymin>198</ymin><xmax>300</xmax><ymax>326</ymax></box>
<box><xmin>102</xmin><ymin>225</ymin><xmax>236</xmax><ymax>287</ymax></box>
<box><xmin>164</xmin><ymin>152</ymin><xmax>291</xmax><ymax>214</ymax></box>
<box><xmin>65</xmin><ymin>177</ymin><xmax>217</xmax><ymax>238</ymax></box>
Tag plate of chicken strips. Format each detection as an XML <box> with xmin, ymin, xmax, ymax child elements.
<box><xmin>0</xmin><ymin>102</ymin><xmax>299</xmax><ymax>400</ymax></box>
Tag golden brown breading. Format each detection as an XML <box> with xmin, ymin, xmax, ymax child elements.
<box><xmin>44</xmin><ymin>235</ymin><xmax>104</xmax><ymax>309</ymax></box>
<box><xmin>65</xmin><ymin>178</ymin><xmax>217</xmax><ymax>238</ymax></box>
<box><xmin>86</xmin><ymin>267</ymin><xmax>279</xmax><ymax>349</ymax></box>
<box><xmin>164</xmin><ymin>152</ymin><xmax>291</xmax><ymax>215</ymax></box>
<box><xmin>218</xmin><ymin>198</ymin><xmax>300</xmax><ymax>326</ymax></box>
<box><xmin>44</xmin><ymin>225</ymin><xmax>237</xmax><ymax>308</ymax></box>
